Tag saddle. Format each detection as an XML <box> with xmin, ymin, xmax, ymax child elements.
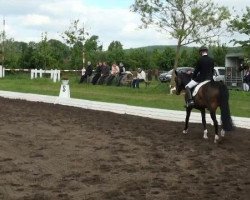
<box><xmin>192</xmin><ymin>80</ymin><xmax>210</xmax><ymax>97</ymax></box>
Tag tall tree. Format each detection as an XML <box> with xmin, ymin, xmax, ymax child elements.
<box><xmin>125</xmin><ymin>48</ymin><xmax>150</xmax><ymax>70</ymax></box>
<box><xmin>61</xmin><ymin>19</ymin><xmax>89</xmax><ymax>68</ymax></box>
<box><xmin>83</xmin><ymin>35</ymin><xmax>102</xmax><ymax>64</ymax></box>
<box><xmin>131</xmin><ymin>0</ymin><xmax>230</xmax><ymax>86</ymax></box>
<box><xmin>185</xmin><ymin>47</ymin><xmax>200</xmax><ymax>68</ymax></box>
<box><xmin>229</xmin><ymin>7</ymin><xmax>250</xmax><ymax>63</ymax></box>
<box><xmin>108</xmin><ymin>41</ymin><xmax>123</xmax><ymax>51</ymax></box>
<box><xmin>107</xmin><ymin>41</ymin><xmax>125</xmax><ymax>63</ymax></box>
<box><xmin>37</xmin><ymin>32</ymin><xmax>53</xmax><ymax>69</ymax></box>
<box><xmin>159</xmin><ymin>47</ymin><xmax>175</xmax><ymax>70</ymax></box>
<box><xmin>2</xmin><ymin>38</ymin><xmax>22</xmax><ymax>68</ymax></box>
<box><xmin>48</xmin><ymin>39</ymin><xmax>70</xmax><ymax>69</ymax></box>
<box><xmin>211</xmin><ymin>44</ymin><xmax>228</xmax><ymax>66</ymax></box>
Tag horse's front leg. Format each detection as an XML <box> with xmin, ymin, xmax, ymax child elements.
<box><xmin>210</xmin><ymin>111</ymin><xmax>219</xmax><ymax>143</ymax></box>
<box><xmin>183</xmin><ymin>107</ymin><xmax>192</xmax><ymax>134</ymax></box>
<box><xmin>201</xmin><ymin>108</ymin><xmax>208</xmax><ymax>139</ymax></box>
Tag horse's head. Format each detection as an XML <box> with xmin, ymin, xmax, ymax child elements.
<box><xmin>174</xmin><ymin>70</ymin><xmax>192</xmax><ymax>95</ymax></box>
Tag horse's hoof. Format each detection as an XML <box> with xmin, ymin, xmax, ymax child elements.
<box><xmin>203</xmin><ymin>129</ymin><xmax>208</xmax><ymax>139</ymax></box>
<box><xmin>203</xmin><ymin>136</ymin><xmax>208</xmax><ymax>140</ymax></box>
<box><xmin>220</xmin><ymin>129</ymin><xmax>225</xmax><ymax>137</ymax></box>
<box><xmin>214</xmin><ymin>135</ymin><xmax>220</xmax><ymax>143</ymax></box>
<box><xmin>183</xmin><ymin>129</ymin><xmax>188</xmax><ymax>134</ymax></box>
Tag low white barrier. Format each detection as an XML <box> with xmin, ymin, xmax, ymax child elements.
<box><xmin>0</xmin><ymin>90</ymin><xmax>249</xmax><ymax>130</ymax></box>
<box><xmin>0</xmin><ymin>68</ymin><xmax>84</xmax><ymax>82</ymax></box>
<box><xmin>30</xmin><ymin>69</ymin><xmax>61</xmax><ymax>82</ymax></box>
<box><xmin>0</xmin><ymin>65</ymin><xmax>5</xmax><ymax>78</ymax></box>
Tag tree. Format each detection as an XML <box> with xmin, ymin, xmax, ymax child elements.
<box><xmin>132</xmin><ymin>0</ymin><xmax>230</xmax><ymax>86</ymax></box>
<box><xmin>61</xmin><ymin>19</ymin><xmax>89</xmax><ymax>68</ymax></box>
<box><xmin>211</xmin><ymin>44</ymin><xmax>228</xmax><ymax>66</ymax></box>
<box><xmin>48</xmin><ymin>39</ymin><xmax>70</xmax><ymax>69</ymax></box>
<box><xmin>107</xmin><ymin>41</ymin><xmax>125</xmax><ymax>64</ymax></box>
<box><xmin>18</xmin><ymin>42</ymin><xmax>32</xmax><ymax>69</ymax></box>
<box><xmin>84</xmin><ymin>35</ymin><xmax>102</xmax><ymax>52</ymax></box>
<box><xmin>83</xmin><ymin>35</ymin><xmax>102</xmax><ymax>64</ymax></box>
<box><xmin>150</xmin><ymin>49</ymin><xmax>162</xmax><ymax>69</ymax></box>
<box><xmin>2</xmin><ymin>38</ymin><xmax>22</xmax><ymax>68</ymax></box>
<box><xmin>61</xmin><ymin>19</ymin><xmax>88</xmax><ymax>47</ymax></box>
<box><xmin>185</xmin><ymin>47</ymin><xmax>200</xmax><ymax>68</ymax></box>
<box><xmin>125</xmin><ymin>48</ymin><xmax>150</xmax><ymax>70</ymax></box>
<box><xmin>37</xmin><ymin>32</ymin><xmax>53</xmax><ymax>69</ymax></box>
<box><xmin>229</xmin><ymin>7</ymin><xmax>250</xmax><ymax>61</ymax></box>
<box><xmin>159</xmin><ymin>47</ymin><xmax>175</xmax><ymax>70</ymax></box>
<box><xmin>108</xmin><ymin>41</ymin><xmax>123</xmax><ymax>51</ymax></box>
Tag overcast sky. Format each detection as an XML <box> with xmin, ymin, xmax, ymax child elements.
<box><xmin>0</xmin><ymin>0</ymin><xmax>249</xmax><ymax>49</ymax></box>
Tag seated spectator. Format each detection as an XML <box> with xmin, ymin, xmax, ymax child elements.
<box><xmin>132</xmin><ymin>68</ymin><xmax>146</xmax><ymax>88</ymax></box>
<box><xmin>106</xmin><ymin>62</ymin><xmax>120</xmax><ymax>85</ymax></box>
<box><xmin>97</xmin><ymin>61</ymin><xmax>110</xmax><ymax>85</ymax></box>
<box><xmin>92</xmin><ymin>62</ymin><xmax>102</xmax><ymax>85</ymax></box>
<box><xmin>79</xmin><ymin>61</ymin><xmax>93</xmax><ymax>83</ymax></box>
<box><xmin>117</xmin><ymin>62</ymin><xmax>126</xmax><ymax>86</ymax></box>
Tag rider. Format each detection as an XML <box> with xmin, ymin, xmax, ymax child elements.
<box><xmin>185</xmin><ymin>46</ymin><xmax>215</xmax><ymax>107</ymax></box>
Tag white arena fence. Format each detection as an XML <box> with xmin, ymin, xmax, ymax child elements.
<box><xmin>0</xmin><ymin>65</ymin><xmax>249</xmax><ymax>129</ymax></box>
<box><xmin>30</xmin><ymin>69</ymin><xmax>60</xmax><ymax>82</ymax></box>
<box><xmin>0</xmin><ymin>66</ymin><xmax>85</xmax><ymax>82</ymax></box>
<box><xmin>0</xmin><ymin>90</ymin><xmax>249</xmax><ymax>130</ymax></box>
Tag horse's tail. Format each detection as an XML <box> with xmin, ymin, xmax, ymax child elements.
<box><xmin>219</xmin><ymin>83</ymin><xmax>234</xmax><ymax>131</ymax></box>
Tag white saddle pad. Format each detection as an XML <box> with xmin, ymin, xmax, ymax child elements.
<box><xmin>192</xmin><ymin>80</ymin><xmax>210</xmax><ymax>96</ymax></box>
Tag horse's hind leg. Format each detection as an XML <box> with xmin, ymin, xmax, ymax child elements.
<box><xmin>210</xmin><ymin>111</ymin><xmax>219</xmax><ymax>143</ymax></box>
<box><xmin>183</xmin><ymin>108</ymin><xmax>191</xmax><ymax>134</ymax></box>
<box><xmin>201</xmin><ymin>108</ymin><xmax>208</xmax><ymax>139</ymax></box>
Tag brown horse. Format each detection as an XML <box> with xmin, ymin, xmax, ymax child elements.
<box><xmin>175</xmin><ymin>71</ymin><xmax>234</xmax><ymax>143</ymax></box>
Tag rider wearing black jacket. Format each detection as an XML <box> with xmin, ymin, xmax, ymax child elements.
<box><xmin>193</xmin><ymin>52</ymin><xmax>214</xmax><ymax>82</ymax></box>
<box><xmin>185</xmin><ymin>46</ymin><xmax>215</xmax><ymax>107</ymax></box>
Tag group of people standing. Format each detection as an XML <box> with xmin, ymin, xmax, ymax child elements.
<box><xmin>79</xmin><ymin>61</ymin><xmax>126</xmax><ymax>86</ymax></box>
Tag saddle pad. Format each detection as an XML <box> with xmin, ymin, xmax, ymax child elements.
<box><xmin>192</xmin><ymin>80</ymin><xmax>210</xmax><ymax>96</ymax></box>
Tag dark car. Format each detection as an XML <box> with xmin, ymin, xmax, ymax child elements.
<box><xmin>159</xmin><ymin>67</ymin><xmax>194</xmax><ymax>82</ymax></box>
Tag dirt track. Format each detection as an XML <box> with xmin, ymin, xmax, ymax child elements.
<box><xmin>0</xmin><ymin>97</ymin><xmax>249</xmax><ymax>200</ymax></box>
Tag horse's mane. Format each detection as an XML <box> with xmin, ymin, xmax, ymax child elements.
<box><xmin>179</xmin><ymin>72</ymin><xmax>193</xmax><ymax>86</ymax></box>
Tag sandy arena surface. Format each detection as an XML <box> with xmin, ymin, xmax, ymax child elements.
<box><xmin>0</xmin><ymin>97</ymin><xmax>249</xmax><ymax>200</ymax></box>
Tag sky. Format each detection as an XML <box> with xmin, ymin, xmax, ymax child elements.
<box><xmin>0</xmin><ymin>0</ymin><xmax>249</xmax><ymax>49</ymax></box>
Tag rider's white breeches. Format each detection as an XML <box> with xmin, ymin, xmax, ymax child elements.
<box><xmin>186</xmin><ymin>79</ymin><xmax>198</xmax><ymax>89</ymax></box>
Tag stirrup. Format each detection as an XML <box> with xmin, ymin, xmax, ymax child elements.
<box><xmin>186</xmin><ymin>100</ymin><xmax>195</xmax><ymax>108</ymax></box>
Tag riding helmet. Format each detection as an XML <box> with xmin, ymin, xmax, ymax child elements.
<box><xmin>199</xmin><ymin>46</ymin><xmax>208</xmax><ymax>52</ymax></box>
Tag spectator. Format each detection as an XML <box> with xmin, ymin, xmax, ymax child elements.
<box><xmin>117</xmin><ymin>62</ymin><xmax>126</xmax><ymax>86</ymax></box>
<box><xmin>243</xmin><ymin>68</ymin><xmax>250</xmax><ymax>91</ymax></box>
<box><xmin>92</xmin><ymin>62</ymin><xmax>102</xmax><ymax>85</ymax></box>
<box><xmin>132</xmin><ymin>68</ymin><xmax>146</xmax><ymax>88</ymax></box>
<box><xmin>97</xmin><ymin>61</ymin><xmax>110</xmax><ymax>85</ymax></box>
<box><xmin>79</xmin><ymin>61</ymin><xmax>93</xmax><ymax>83</ymax></box>
<box><xmin>106</xmin><ymin>62</ymin><xmax>120</xmax><ymax>85</ymax></box>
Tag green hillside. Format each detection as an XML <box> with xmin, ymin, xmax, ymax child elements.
<box><xmin>125</xmin><ymin>45</ymin><xmax>243</xmax><ymax>54</ymax></box>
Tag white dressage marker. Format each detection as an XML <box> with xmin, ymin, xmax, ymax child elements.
<box><xmin>59</xmin><ymin>80</ymin><xmax>70</xmax><ymax>98</ymax></box>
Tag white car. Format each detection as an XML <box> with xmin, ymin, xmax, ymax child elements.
<box><xmin>213</xmin><ymin>67</ymin><xmax>225</xmax><ymax>82</ymax></box>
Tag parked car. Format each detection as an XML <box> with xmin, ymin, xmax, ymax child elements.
<box><xmin>159</xmin><ymin>67</ymin><xmax>194</xmax><ymax>82</ymax></box>
<box><xmin>159</xmin><ymin>70</ymin><xmax>172</xmax><ymax>82</ymax></box>
<box><xmin>213</xmin><ymin>67</ymin><xmax>225</xmax><ymax>82</ymax></box>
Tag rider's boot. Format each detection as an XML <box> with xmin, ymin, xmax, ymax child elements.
<box><xmin>185</xmin><ymin>87</ymin><xmax>194</xmax><ymax>108</ymax></box>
